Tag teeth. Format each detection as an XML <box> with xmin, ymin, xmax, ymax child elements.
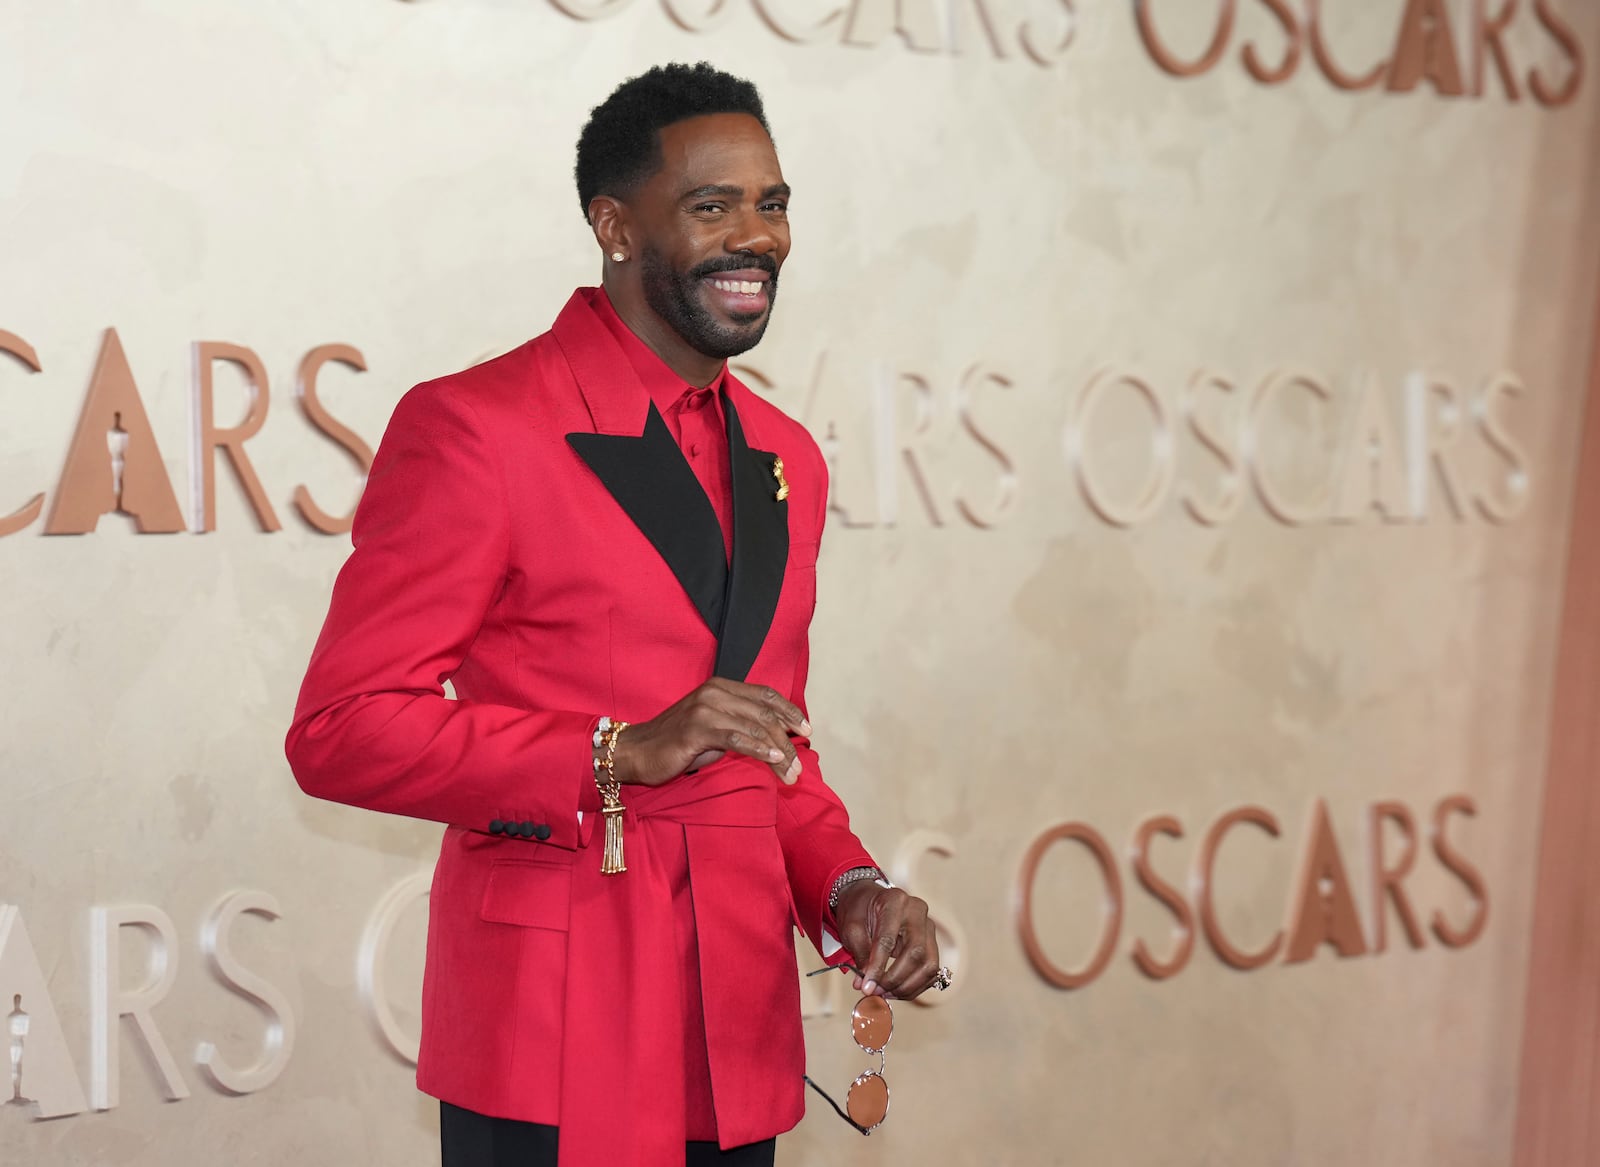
<box><xmin>711</xmin><ymin>278</ymin><xmax>762</xmax><ymax>296</ymax></box>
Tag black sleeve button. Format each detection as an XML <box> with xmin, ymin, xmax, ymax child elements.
<box><xmin>519</xmin><ymin>822</ymin><xmax>536</xmax><ymax>838</ymax></box>
<box><xmin>489</xmin><ymin>820</ymin><xmax>505</xmax><ymax>835</ymax></box>
<box><xmin>533</xmin><ymin>823</ymin><xmax>551</xmax><ymax>841</ymax></box>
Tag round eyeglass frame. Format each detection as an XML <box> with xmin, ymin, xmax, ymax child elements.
<box><xmin>803</xmin><ymin>969</ymin><xmax>895</xmax><ymax>1136</ymax></box>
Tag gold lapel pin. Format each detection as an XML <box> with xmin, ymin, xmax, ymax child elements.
<box><xmin>772</xmin><ymin>456</ymin><xmax>790</xmax><ymax>501</ymax></box>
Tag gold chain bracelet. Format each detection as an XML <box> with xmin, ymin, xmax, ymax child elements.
<box><xmin>594</xmin><ymin>718</ymin><xmax>630</xmax><ymax>874</ymax></box>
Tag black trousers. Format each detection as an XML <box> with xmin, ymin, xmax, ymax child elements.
<box><xmin>439</xmin><ymin>1102</ymin><xmax>777</xmax><ymax>1167</ymax></box>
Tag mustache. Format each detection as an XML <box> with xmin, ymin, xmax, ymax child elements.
<box><xmin>690</xmin><ymin>253</ymin><xmax>778</xmax><ymax>279</ymax></box>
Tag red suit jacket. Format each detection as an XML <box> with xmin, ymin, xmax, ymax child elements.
<box><xmin>286</xmin><ymin>288</ymin><xmax>873</xmax><ymax>1166</ymax></box>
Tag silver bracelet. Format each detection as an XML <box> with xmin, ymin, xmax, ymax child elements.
<box><xmin>828</xmin><ymin>866</ymin><xmax>884</xmax><ymax>914</ymax></box>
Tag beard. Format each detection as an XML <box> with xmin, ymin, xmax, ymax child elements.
<box><xmin>638</xmin><ymin>246</ymin><xmax>780</xmax><ymax>360</ymax></box>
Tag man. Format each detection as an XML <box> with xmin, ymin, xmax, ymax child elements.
<box><xmin>286</xmin><ymin>63</ymin><xmax>945</xmax><ymax>1167</ymax></box>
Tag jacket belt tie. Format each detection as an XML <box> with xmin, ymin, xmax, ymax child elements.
<box><xmin>557</xmin><ymin>763</ymin><xmax>805</xmax><ymax>1167</ymax></box>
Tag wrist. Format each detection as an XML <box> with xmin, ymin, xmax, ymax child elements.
<box><xmin>592</xmin><ymin>715</ymin><xmax>641</xmax><ymax>785</ymax></box>
<box><xmin>597</xmin><ymin>737</ymin><xmax>625</xmax><ymax>784</ymax></box>
<box><xmin>608</xmin><ymin>733</ymin><xmax>644</xmax><ymax>785</ymax></box>
<box><xmin>828</xmin><ymin>866</ymin><xmax>888</xmax><ymax>916</ymax></box>
<box><xmin>592</xmin><ymin>717</ymin><xmax>633</xmax><ymax>788</ymax></box>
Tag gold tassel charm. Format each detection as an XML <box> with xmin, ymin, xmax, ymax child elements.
<box><xmin>601</xmin><ymin>799</ymin><xmax>627</xmax><ymax>874</ymax></box>
<box><xmin>595</xmin><ymin>718</ymin><xmax>630</xmax><ymax>875</ymax></box>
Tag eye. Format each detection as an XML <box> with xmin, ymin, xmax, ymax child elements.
<box><xmin>761</xmin><ymin>201</ymin><xmax>789</xmax><ymax>216</ymax></box>
<box><xmin>692</xmin><ymin>203</ymin><xmax>727</xmax><ymax>215</ymax></box>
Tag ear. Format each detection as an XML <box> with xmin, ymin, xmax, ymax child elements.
<box><xmin>588</xmin><ymin>196</ymin><xmax>632</xmax><ymax>259</ymax></box>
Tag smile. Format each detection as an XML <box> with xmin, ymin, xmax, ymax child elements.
<box><xmin>700</xmin><ymin>269</ymin><xmax>773</xmax><ymax>319</ymax></box>
<box><xmin>708</xmin><ymin>278</ymin><xmax>765</xmax><ymax>297</ymax></box>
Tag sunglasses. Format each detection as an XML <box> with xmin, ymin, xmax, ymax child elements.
<box><xmin>802</xmin><ymin>966</ymin><xmax>893</xmax><ymax>1135</ymax></box>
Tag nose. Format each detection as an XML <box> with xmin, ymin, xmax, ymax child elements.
<box><xmin>724</xmin><ymin>205</ymin><xmax>782</xmax><ymax>259</ymax></box>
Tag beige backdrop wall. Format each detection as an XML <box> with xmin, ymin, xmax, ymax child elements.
<box><xmin>3</xmin><ymin>2</ymin><xmax>1599</xmax><ymax>1165</ymax></box>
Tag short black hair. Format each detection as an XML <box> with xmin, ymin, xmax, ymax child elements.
<box><xmin>574</xmin><ymin>62</ymin><xmax>770</xmax><ymax>220</ymax></box>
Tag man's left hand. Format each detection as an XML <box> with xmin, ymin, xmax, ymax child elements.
<box><xmin>833</xmin><ymin>881</ymin><xmax>942</xmax><ymax>999</ymax></box>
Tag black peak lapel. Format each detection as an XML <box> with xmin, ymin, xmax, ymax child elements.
<box><xmin>715</xmin><ymin>397</ymin><xmax>789</xmax><ymax>681</ymax></box>
<box><xmin>567</xmin><ymin>403</ymin><xmax>728</xmax><ymax>634</ymax></box>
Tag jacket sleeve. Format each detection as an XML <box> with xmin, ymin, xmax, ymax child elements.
<box><xmin>773</xmin><ymin>444</ymin><xmax>879</xmax><ymax>958</ymax></box>
<box><xmin>777</xmin><ymin>699</ymin><xmax>878</xmax><ymax>963</ymax></box>
<box><xmin>285</xmin><ymin>382</ymin><xmax>600</xmax><ymax>850</ymax></box>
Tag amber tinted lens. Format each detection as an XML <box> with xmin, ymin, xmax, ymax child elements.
<box><xmin>850</xmin><ymin>995</ymin><xmax>892</xmax><ymax>1052</ymax></box>
<box><xmin>845</xmin><ymin>1071</ymin><xmax>889</xmax><ymax>1128</ymax></box>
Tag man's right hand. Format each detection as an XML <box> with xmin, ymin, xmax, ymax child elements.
<box><xmin>611</xmin><ymin>679</ymin><xmax>810</xmax><ymax>787</ymax></box>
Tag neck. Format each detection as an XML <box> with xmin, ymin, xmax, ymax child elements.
<box><xmin>602</xmin><ymin>275</ymin><xmax>724</xmax><ymax>389</ymax></box>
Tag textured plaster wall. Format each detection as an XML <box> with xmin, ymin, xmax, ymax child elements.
<box><xmin>2</xmin><ymin>2</ymin><xmax>1598</xmax><ymax>1165</ymax></box>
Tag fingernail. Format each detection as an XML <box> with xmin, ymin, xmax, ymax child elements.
<box><xmin>799</xmin><ymin>719</ymin><xmax>812</xmax><ymax>735</ymax></box>
<box><xmin>768</xmin><ymin>748</ymin><xmax>784</xmax><ymax>762</ymax></box>
<box><xmin>863</xmin><ymin>980</ymin><xmax>877</xmax><ymax>996</ymax></box>
<box><xmin>785</xmin><ymin>758</ymin><xmax>801</xmax><ymax>783</ymax></box>
<box><xmin>853</xmin><ymin>976</ymin><xmax>863</xmax><ymax>991</ymax></box>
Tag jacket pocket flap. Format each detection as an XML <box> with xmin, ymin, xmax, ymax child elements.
<box><xmin>480</xmin><ymin>859</ymin><xmax>573</xmax><ymax>931</ymax></box>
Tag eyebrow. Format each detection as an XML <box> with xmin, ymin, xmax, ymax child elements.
<box><xmin>679</xmin><ymin>182</ymin><xmax>793</xmax><ymax>202</ymax></box>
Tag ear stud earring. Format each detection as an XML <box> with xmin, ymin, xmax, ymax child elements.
<box><xmin>611</xmin><ymin>252</ymin><xmax>627</xmax><ymax>262</ymax></box>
